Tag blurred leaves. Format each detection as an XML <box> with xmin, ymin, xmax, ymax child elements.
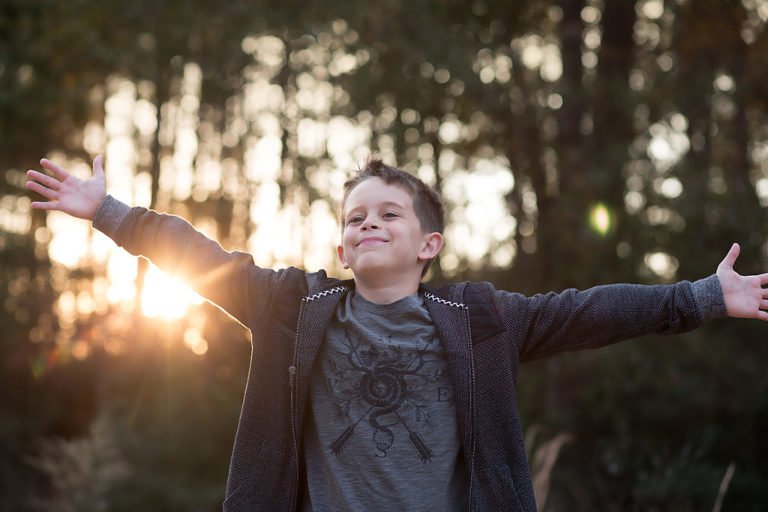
<box><xmin>26</xmin><ymin>414</ymin><xmax>129</xmax><ymax>512</ymax></box>
<box><xmin>1</xmin><ymin>0</ymin><xmax>768</xmax><ymax>510</ymax></box>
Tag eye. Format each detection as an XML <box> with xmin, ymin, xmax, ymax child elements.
<box><xmin>348</xmin><ymin>215</ymin><xmax>364</xmax><ymax>224</ymax></box>
<box><xmin>383</xmin><ymin>212</ymin><xmax>399</xmax><ymax>219</ymax></box>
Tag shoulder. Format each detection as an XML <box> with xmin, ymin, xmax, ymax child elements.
<box><xmin>275</xmin><ymin>267</ymin><xmax>351</xmax><ymax>298</ymax></box>
<box><xmin>421</xmin><ymin>279</ymin><xmax>506</xmax><ymax>305</ymax></box>
<box><xmin>304</xmin><ymin>269</ymin><xmax>349</xmax><ymax>294</ymax></box>
<box><xmin>268</xmin><ymin>267</ymin><xmax>348</xmax><ymax>328</ymax></box>
<box><xmin>420</xmin><ymin>280</ymin><xmax>465</xmax><ymax>303</ymax></box>
<box><xmin>422</xmin><ymin>280</ymin><xmax>508</xmax><ymax>343</ymax></box>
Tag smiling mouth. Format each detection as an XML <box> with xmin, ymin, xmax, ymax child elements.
<box><xmin>357</xmin><ymin>237</ymin><xmax>388</xmax><ymax>246</ymax></box>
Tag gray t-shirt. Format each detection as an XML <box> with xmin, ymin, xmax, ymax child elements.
<box><xmin>302</xmin><ymin>291</ymin><xmax>467</xmax><ymax>511</ymax></box>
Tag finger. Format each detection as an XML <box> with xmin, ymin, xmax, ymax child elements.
<box><xmin>760</xmin><ymin>273</ymin><xmax>768</xmax><ymax>286</ymax></box>
<box><xmin>40</xmin><ymin>158</ymin><xmax>70</xmax><ymax>180</ymax></box>
<box><xmin>758</xmin><ymin>310</ymin><xmax>768</xmax><ymax>322</ymax></box>
<box><xmin>93</xmin><ymin>155</ymin><xmax>105</xmax><ymax>177</ymax></box>
<box><xmin>26</xmin><ymin>169</ymin><xmax>61</xmax><ymax>190</ymax></box>
<box><xmin>31</xmin><ymin>201</ymin><xmax>60</xmax><ymax>211</ymax></box>
<box><xmin>25</xmin><ymin>181</ymin><xmax>59</xmax><ymax>200</ymax></box>
<box><xmin>762</xmin><ymin>299</ymin><xmax>768</xmax><ymax>310</ymax></box>
<box><xmin>719</xmin><ymin>243</ymin><xmax>740</xmax><ymax>270</ymax></box>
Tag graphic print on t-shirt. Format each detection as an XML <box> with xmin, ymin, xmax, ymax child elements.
<box><xmin>325</xmin><ymin>330</ymin><xmax>452</xmax><ymax>463</ymax></box>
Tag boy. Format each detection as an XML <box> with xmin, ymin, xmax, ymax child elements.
<box><xmin>26</xmin><ymin>156</ymin><xmax>768</xmax><ymax>511</ymax></box>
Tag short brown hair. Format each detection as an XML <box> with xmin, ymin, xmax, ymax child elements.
<box><xmin>342</xmin><ymin>158</ymin><xmax>445</xmax><ymax>233</ymax></box>
<box><xmin>341</xmin><ymin>157</ymin><xmax>445</xmax><ymax>276</ymax></box>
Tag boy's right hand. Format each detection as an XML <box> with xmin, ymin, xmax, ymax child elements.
<box><xmin>26</xmin><ymin>155</ymin><xmax>107</xmax><ymax>221</ymax></box>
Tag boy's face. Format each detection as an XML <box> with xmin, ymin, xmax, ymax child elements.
<box><xmin>337</xmin><ymin>178</ymin><xmax>442</xmax><ymax>279</ymax></box>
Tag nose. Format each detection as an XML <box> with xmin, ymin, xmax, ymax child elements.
<box><xmin>360</xmin><ymin>217</ymin><xmax>379</xmax><ymax>230</ymax></box>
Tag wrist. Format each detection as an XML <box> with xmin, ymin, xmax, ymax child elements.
<box><xmin>92</xmin><ymin>195</ymin><xmax>131</xmax><ymax>238</ymax></box>
<box><xmin>87</xmin><ymin>194</ymin><xmax>108</xmax><ymax>221</ymax></box>
<box><xmin>691</xmin><ymin>274</ymin><xmax>727</xmax><ymax>322</ymax></box>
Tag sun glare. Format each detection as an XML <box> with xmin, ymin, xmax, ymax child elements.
<box><xmin>589</xmin><ymin>203</ymin><xmax>611</xmax><ymax>236</ymax></box>
<box><xmin>140</xmin><ymin>264</ymin><xmax>204</xmax><ymax>319</ymax></box>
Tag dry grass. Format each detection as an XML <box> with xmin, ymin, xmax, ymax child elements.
<box><xmin>527</xmin><ymin>426</ymin><xmax>572</xmax><ymax>511</ymax></box>
<box><xmin>26</xmin><ymin>414</ymin><xmax>130</xmax><ymax>512</ymax></box>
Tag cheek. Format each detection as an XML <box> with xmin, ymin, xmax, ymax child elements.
<box><xmin>341</xmin><ymin>231</ymin><xmax>356</xmax><ymax>253</ymax></box>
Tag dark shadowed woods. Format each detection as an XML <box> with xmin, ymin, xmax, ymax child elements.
<box><xmin>1</xmin><ymin>0</ymin><xmax>767</xmax><ymax>510</ymax></box>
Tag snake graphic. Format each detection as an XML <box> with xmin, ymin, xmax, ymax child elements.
<box><xmin>328</xmin><ymin>334</ymin><xmax>435</xmax><ymax>462</ymax></box>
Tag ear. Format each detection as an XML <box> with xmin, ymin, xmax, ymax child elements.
<box><xmin>337</xmin><ymin>244</ymin><xmax>350</xmax><ymax>269</ymax></box>
<box><xmin>418</xmin><ymin>232</ymin><xmax>443</xmax><ymax>261</ymax></box>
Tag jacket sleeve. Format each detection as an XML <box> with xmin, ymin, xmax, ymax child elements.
<box><xmin>92</xmin><ymin>195</ymin><xmax>282</xmax><ymax>327</ymax></box>
<box><xmin>497</xmin><ymin>276</ymin><xmax>727</xmax><ymax>363</ymax></box>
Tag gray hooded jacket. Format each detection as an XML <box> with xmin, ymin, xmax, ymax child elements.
<box><xmin>93</xmin><ymin>195</ymin><xmax>726</xmax><ymax>511</ymax></box>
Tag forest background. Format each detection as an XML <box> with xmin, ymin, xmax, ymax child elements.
<box><xmin>2</xmin><ymin>0</ymin><xmax>768</xmax><ymax>510</ymax></box>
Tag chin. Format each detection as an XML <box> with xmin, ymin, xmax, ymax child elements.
<box><xmin>349</xmin><ymin>259</ymin><xmax>392</xmax><ymax>277</ymax></box>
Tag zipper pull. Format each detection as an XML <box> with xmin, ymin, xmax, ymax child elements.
<box><xmin>288</xmin><ymin>365</ymin><xmax>297</xmax><ymax>387</ymax></box>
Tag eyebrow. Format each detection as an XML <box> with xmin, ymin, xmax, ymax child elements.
<box><xmin>345</xmin><ymin>201</ymin><xmax>406</xmax><ymax>215</ymax></box>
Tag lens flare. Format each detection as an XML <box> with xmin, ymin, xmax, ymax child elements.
<box><xmin>589</xmin><ymin>203</ymin><xmax>611</xmax><ymax>236</ymax></box>
<box><xmin>140</xmin><ymin>265</ymin><xmax>203</xmax><ymax>319</ymax></box>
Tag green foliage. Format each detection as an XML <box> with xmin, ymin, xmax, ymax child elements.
<box><xmin>1</xmin><ymin>0</ymin><xmax>767</xmax><ymax>509</ymax></box>
<box><xmin>26</xmin><ymin>414</ymin><xmax>129</xmax><ymax>512</ymax></box>
<box><xmin>520</xmin><ymin>322</ymin><xmax>768</xmax><ymax>509</ymax></box>
<box><xmin>103</xmin><ymin>329</ymin><xmax>247</xmax><ymax>511</ymax></box>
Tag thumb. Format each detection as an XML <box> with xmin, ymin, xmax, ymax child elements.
<box><xmin>93</xmin><ymin>155</ymin><xmax>105</xmax><ymax>177</ymax></box>
<box><xmin>718</xmin><ymin>243</ymin><xmax>740</xmax><ymax>271</ymax></box>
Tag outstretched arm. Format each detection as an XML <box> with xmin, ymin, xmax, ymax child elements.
<box><xmin>506</xmin><ymin>244</ymin><xmax>765</xmax><ymax>362</ymax></box>
<box><xmin>26</xmin><ymin>156</ymin><xmax>106</xmax><ymax>220</ymax></box>
<box><xmin>717</xmin><ymin>243</ymin><xmax>768</xmax><ymax>321</ymax></box>
<box><xmin>25</xmin><ymin>155</ymin><xmax>283</xmax><ymax>327</ymax></box>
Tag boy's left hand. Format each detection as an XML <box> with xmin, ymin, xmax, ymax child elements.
<box><xmin>717</xmin><ymin>243</ymin><xmax>768</xmax><ymax>321</ymax></box>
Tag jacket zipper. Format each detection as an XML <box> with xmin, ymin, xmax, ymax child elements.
<box><xmin>464</xmin><ymin>307</ymin><xmax>477</xmax><ymax>512</ymax></box>
<box><xmin>288</xmin><ymin>364</ymin><xmax>298</xmax><ymax>510</ymax></box>
<box><xmin>288</xmin><ymin>300</ymin><xmax>306</xmax><ymax>511</ymax></box>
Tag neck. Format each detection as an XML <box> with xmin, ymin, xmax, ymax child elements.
<box><xmin>352</xmin><ymin>274</ymin><xmax>421</xmax><ymax>305</ymax></box>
